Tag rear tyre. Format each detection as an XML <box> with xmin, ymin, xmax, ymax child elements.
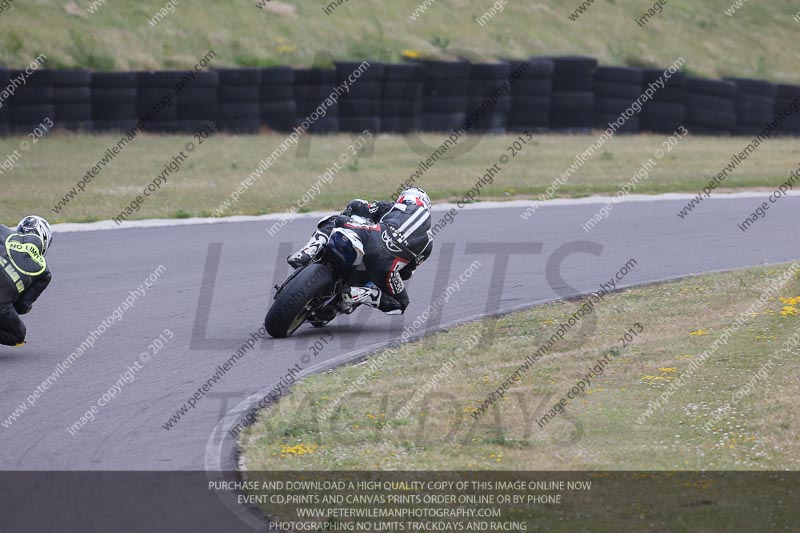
<box><xmin>265</xmin><ymin>264</ymin><xmax>334</xmax><ymax>338</ymax></box>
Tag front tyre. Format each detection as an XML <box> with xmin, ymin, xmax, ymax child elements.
<box><xmin>265</xmin><ymin>264</ymin><xmax>334</xmax><ymax>338</ymax></box>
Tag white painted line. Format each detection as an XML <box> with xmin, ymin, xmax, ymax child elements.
<box><xmin>52</xmin><ymin>190</ymin><xmax>800</xmax><ymax>233</ymax></box>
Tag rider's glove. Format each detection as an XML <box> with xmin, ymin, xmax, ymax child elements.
<box><xmin>334</xmin><ymin>214</ymin><xmax>351</xmax><ymax>227</ymax></box>
<box><xmin>342</xmin><ymin>199</ymin><xmax>371</xmax><ymax>218</ymax></box>
<box><xmin>400</xmin><ymin>265</ymin><xmax>415</xmax><ymax>281</ymax></box>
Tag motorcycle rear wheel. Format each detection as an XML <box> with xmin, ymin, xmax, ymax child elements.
<box><xmin>265</xmin><ymin>264</ymin><xmax>334</xmax><ymax>338</ymax></box>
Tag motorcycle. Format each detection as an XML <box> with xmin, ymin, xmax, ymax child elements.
<box><xmin>265</xmin><ymin>221</ymin><xmax>372</xmax><ymax>338</ymax></box>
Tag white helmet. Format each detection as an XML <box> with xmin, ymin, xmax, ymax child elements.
<box><xmin>398</xmin><ymin>187</ymin><xmax>431</xmax><ymax>212</ymax></box>
<box><xmin>17</xmin><ymin>215</ymin><xmax>53</xmax><ymax>256</ymax></box>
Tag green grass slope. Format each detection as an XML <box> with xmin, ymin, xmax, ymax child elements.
<box><xmin>0</xmin><ymin>0</ymin><xmax>798</xmax><ymax>82</ymax></box>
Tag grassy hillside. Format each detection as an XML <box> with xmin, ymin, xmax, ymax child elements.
<box><xmin>0</xmin><ymin>0</ymin><xmax>798</xmax><ymax>82</ymax></box>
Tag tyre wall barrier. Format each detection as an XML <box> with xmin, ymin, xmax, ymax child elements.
<box><xmin>336</xmin><ymin>60</ymin><xmax>384</xmax><ymax>134</ymax></box>
<box><xmin>175</xmin><ymin>69</ymin><xmax>218</xmax><ymax>133</ymax></box>
<box><xmin>382</xmin><ymin>63</ymin><xmax>424</xmax><ymax>133</ymax></box>
<box><xmin>52</xmin><ymin>69</ymin><xmax>92</xmax><ymax>133</ymax></box>
<box><xmin>549</xmin><ymin>56</ymin><xmax>597</xmax><ymax>132</ymax></box>
<box><xmin>593</xmin><ymin>66</ymin><xmax>643</xmax><ymax>134</ymax></box>
<box><xmin>91</xmin><ymin>71</ymin><xmax>138</xmax><ymax>132</ymax></box>
<box><xmin>467</xmin><ymin>62</ymin><xmax>511</xmax><ymax>134</ymax></box>
<box><xmin>0</xmin><ymin>68</ymin><xmax>8</xmax><ymax>136</ymax></box>
<box><xmin>0</xmin><ymin>61</ymin><xmax>798</xmax><ymax>137</ymax></box>
<box><xmin>685</xmin><ymin>77</ymin><xmax>737</xmax><ymax>135</ymax></box>
<box><xmin>774</xmin><ymin>84</ymin><xmax>800</xmax><ymax>136</ymax></box>
<box><xmin>640</xmin><ymin>68</ymin><xmax>686</xmax><ymax>134</ymax></box>
<box><xmin>217</xmin><ymin>68</ymin><xmax>260</xmax><ymax>134</ymax></box>
<box><xmin>294</xmin><ymin>67</ymin><xmax>339</xmax><ymax>133</ymax></box>
<box><xmin>7</xmin><ymin>68</ymin><xmax>55</xmax><ymax>134</ymax></box>
<box><xmin>726</xmin><ymin>78</ymin><xmax>776</xmax><ymax>137</ymax></box>
<box><xmin>506</xmin><ymin>58</ymin><xmax>553</xmax><ymax>133</ymax></box>
<box><xmin>261</xmin><ymin>66</ymin><xmax>295</xmax><ymax>133</ymax></box>
<box><xmin>420</xmin><ymin>60</ymin><xmax>470</xmax><ymax>132</ymax></box>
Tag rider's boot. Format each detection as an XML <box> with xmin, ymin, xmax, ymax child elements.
<box><xmin>341</xmin><ymin>284</ymin><xmax>404</xmax><ymax>315</ymax></box>
<box><xmin>342</xmin><ymin>284</ymin><xmax>381</xmax><ymax>310</ymax></box>
<box><xmin>287</xmin><ymin>231</ymin><xmax>328</xmax><ymax>269</ymax></box>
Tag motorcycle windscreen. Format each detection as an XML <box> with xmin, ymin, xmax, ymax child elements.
<box><xmin>326</xmin><ymin>229</ymin><xmax>364</xmax><ymax>275</ymax></box>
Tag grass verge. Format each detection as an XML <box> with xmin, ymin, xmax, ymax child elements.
<box><xmin>240</xmin><ymin>263</ymin><xmax>800</xmax><ymax>471</ymax></box>
<box><xmin>3</xmin><ymin>131</ymin><xmax>799</xmax><ymax>225</ymax></box>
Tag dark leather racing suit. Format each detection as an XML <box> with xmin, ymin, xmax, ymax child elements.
<box><xmin>321</xmin><ymin>200</ymin><xmax>433</xmax><ymax>313</ymax></box>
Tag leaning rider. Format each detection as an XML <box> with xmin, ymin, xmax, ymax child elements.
<box><xmin>287</xmin><ymin>187</ymin><xmax>433</xmax><ymax>315</ymax></box>
<box><xmin>0</xmin><ymin>216</ymin><xmax>53</xmax><ymax>346</ymax></box>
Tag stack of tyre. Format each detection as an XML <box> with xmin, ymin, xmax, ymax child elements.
<box><xmin>8</xmin><ymin>69</ymin><xmax>53</xmax><ymax>134</ymax></box>
<box><xmin>421</xmin><ymin>61</ymin><xmax>471</xmax><ymax>132</ymax></box>
<box><xmin>506</xmin><ymin>58</ymin><xmax>553</xmax><ymax>132</ymax></box>
<box><xmin>466</xmin><ymin>63</ymin><xmax>511</xmax><ymax>133</ymax></box>
<box><xmin>685</xmin><ymin>77</ymin><xmax>737</xmax><ymax>135</ymax></box>
<box><xmin>336</xmin><ymin>61</ymin><xmax>383</xmax><ymax>134</ymax></box>
<box><xmin>773</xmin><ymin>84</ymin><xmax>800</xmax><ymax>136</ymax></box>
<box><xmin>549</xmin><ymin>56</ymin><xmax>597</xmax><ymax>131</ymax></box>
<box><xmin>0</xmin><ymin>69</ymin><xmax>7</xmax><ymax>135</ymax></box>
<box><xmin>723</xmin><ymin>78</ymin><xmax>776</xmax><ymax>136</ymax></box>
<box><xmin>293</xmin><ymin>68</ymin><xmax>339</xmax><ymax>133</ymax></box>
<box><xmin>381</xmin><ymin>63</ymin><xmax>424</xmax><ymax>133</ymax></box>
<box><xmin>592</xmin><ymin>66</ymin><xmax>643</xmax><ymax>133</ymax></box>
<box><xmin>175</xmin><ymin>70</ymin><xmax>218</xmax><ymax>133</ymax></box>
<box><xmin>137</xmin><ymin>71</ymin><xmax>182</xmax><ymax>133</ymax></box>
<box><xmin>640</xmin><ymin>69</ymin><xmax>687</xmax><ymax>134</ymax></box>
<box><xmin>259</xmin><ymin>67</ymin><xmax>296</xmax><ymax>133</ymax></box>
<box><xmin>92</xmin><ymin>72</ymin><xmax>138</xmax><ymax>132</ymax></box>
<box><xmin>216</xmin><ymin>68</ymin><xmax>261</xmax><ymax>134</ymax></box>
<box><xmin>52</xmin><ymin>70</ymin><xmax>92</xmax><ymax>132</ymax></box>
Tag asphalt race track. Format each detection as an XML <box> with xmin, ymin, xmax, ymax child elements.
<box><xmin>1</xmin><ymin>195</ymin><xmax>798</xmax><ymax>531</ymax></box>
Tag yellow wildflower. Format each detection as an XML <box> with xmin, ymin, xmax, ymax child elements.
<box><xmin>280</xmin><ymin>443</ymin><xmax>318</xmax><ymax>456</ymax></box>
<box><xmin>275</xmin><ymin>38</ymin><xmax>297</xmax><ymax>54</ymax></box>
